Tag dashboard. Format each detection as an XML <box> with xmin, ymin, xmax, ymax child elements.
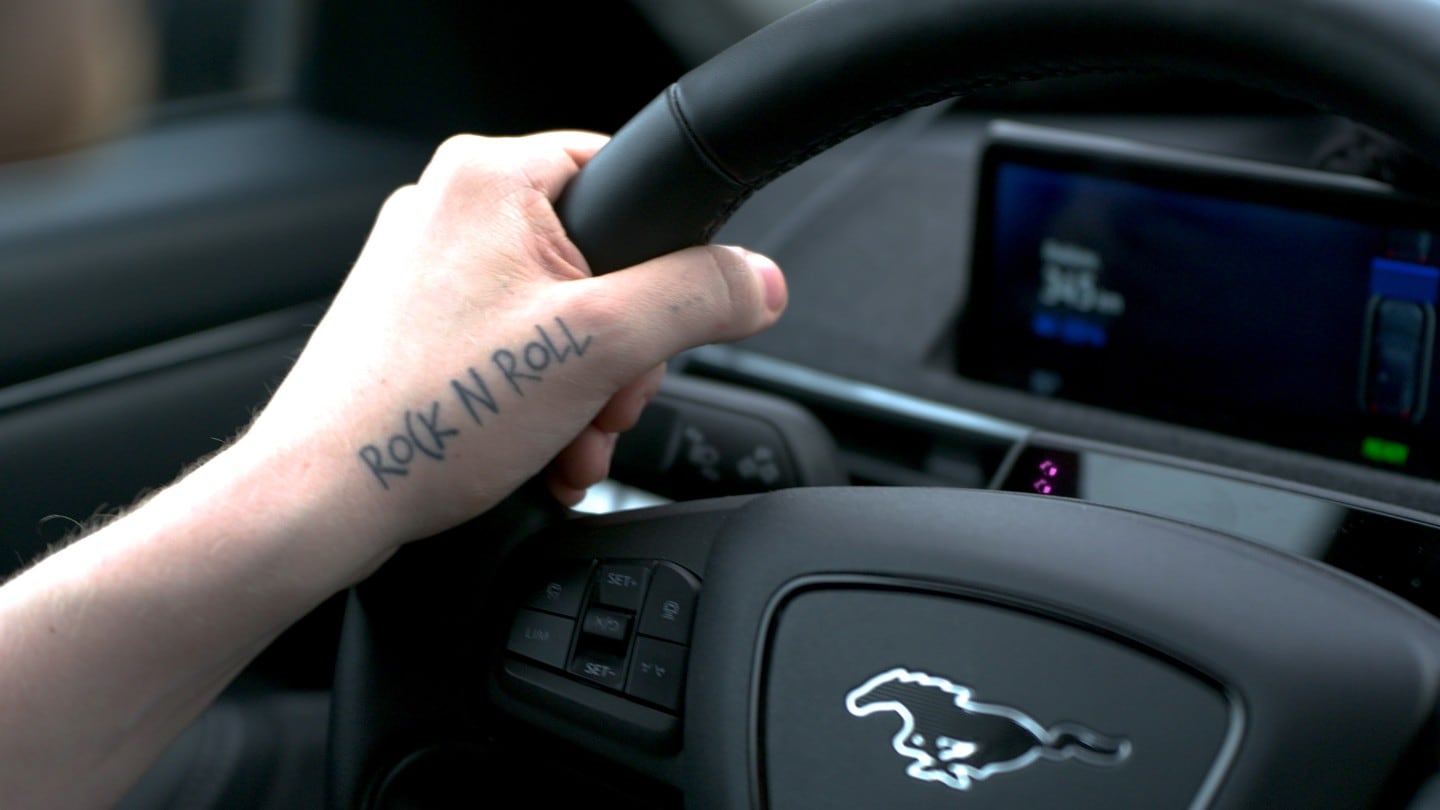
<box><xmin>670</xmin><ymin>102</ymin><xmax>1440</xmax><ymax>624</ymax></box>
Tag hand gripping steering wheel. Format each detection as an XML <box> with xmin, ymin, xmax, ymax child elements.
<box><xmin>327</xmin><ymin>1</ymin><xmax>1440</xmax><ymax>807</ymax></box>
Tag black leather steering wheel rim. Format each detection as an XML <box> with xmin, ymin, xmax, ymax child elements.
<box><xmin>558</xmin><ymin>0</ymin><xmax>1440</xmax><ymax>274</ymax></box>
<box><xmin>329</xmin><ymin>2</ymin><xmax>1440</xmax><ymax>808</ymax></box>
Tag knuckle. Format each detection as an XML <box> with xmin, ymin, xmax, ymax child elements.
<box><xmin>557</xmin><ymin>284</ymin><xmax>666</xmax><ymax>382</ymax></box>
<box><xmin>431</xmin><ymin>133</ymin><xmax>486</xmax><ymax>169</ymax></box>
<box><xmin>378</xmin><ymin>184</ymin><xmax>418</xmax><ymax>216</ymax></box>
<box><xmin>422</xmin><ymin>134</ymin><xmax>509</xmax><ymax>193</ymax></box>
<box><xmin>567</xmin><ymin>285</ymin><xmax>635</xmax><ymax>332</ymax></box>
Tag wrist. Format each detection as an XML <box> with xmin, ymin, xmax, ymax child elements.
<box><xmin>183</xmin><ymin>428</ymin><xmax>400</xmax><ymax>593</ymax></box>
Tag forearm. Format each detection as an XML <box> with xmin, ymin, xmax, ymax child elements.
<box><xmin>0</xmin><ymin>437</ymin><xmax>383</xmax><ymax>809</ymax></box>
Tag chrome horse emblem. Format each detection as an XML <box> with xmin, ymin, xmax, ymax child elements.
<box><xmin>845</xmin><ymin>667</ymin><xmax>1131</xmax><ymax>791</ymax></box>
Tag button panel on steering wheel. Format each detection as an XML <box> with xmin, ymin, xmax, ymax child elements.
<box><xmin>506</xmin><ymin>559</ymin><xmax>702</xmax><ymax>714</ymax></box>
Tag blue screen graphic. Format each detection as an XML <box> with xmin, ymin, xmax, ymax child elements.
<box><xmin>961</xmin><ymin>159</ymin><xmax>1440</xmax><ymax>474</ymax></box>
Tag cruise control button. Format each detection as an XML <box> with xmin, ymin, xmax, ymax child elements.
<box><xmin>626</xmin><ymin>637</ymin><xmax>688</xmax><ymax>711</ymax></box>
<box><xmin>523</xmin><ymin>561</ymin><xmax>592</xmax><ymax>618</ymax></box>
<box><xmin>639</xmin><ymin>563</ymin><xmax>700</xmax><ymax>645</ymax></box>
<box><xmin>593</xmin><ymin>563</ymin><xmax>649</xmax><ymax>611</ymax></box>
<box><xmin>582</xmin><ymin>607</ymin><xmax>631</xmax><ymax>642</ymax></box>
<box><xmin>571</xmin><ymin>650</ymin><xmax>627</xmax><ymax>690</ymax></box>
<box><xmin>506</xmin><ymin>610</ymin><xmax>575</xmax><ymax>670</ymax></box>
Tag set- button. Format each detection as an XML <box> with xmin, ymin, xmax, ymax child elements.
<box><xmin>571</xmin><ymin>650</ymin><xmax>626</xmax><ymax>690</ymax></box>
<box><xmin>506</xmin><ymin>558</ymin><xmax>701</xmax><ymax>712</ymax></box>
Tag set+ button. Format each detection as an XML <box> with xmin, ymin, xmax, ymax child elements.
<box><xmin>593</xmin><ymin>563</ymin><xmax>649</xmax><ymax>611</ymax></box>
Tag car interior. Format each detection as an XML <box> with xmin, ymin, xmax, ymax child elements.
<box><xmin>9</xmin><ymin>0</ymin><xmax>1440</xmax><ymax>807</ymax></box>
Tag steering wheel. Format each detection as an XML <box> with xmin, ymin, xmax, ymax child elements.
<box><xmin>325</xmin><ymin>0</ymin><xmax>1440</xmax><ymax>807</ymax></box>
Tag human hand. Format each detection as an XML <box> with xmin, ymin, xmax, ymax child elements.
<box><xmin>233</xmin><ymin>130</ymin><xmax>786</xmax><ymax>577</ymax></box>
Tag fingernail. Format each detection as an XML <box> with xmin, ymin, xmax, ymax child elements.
<box><xmin>744</xmin><ymin>250</ymin><xmax>787</xmax><ymax>313</ymax></box>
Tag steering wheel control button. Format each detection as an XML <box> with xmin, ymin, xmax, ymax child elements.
<box><xmin>570</xmin><ymin>650</ymin><xmax>627</xmax><ymax>690</ymax></box>
<box><xmin>581</xmin><ymin>607</ymin><xmax>632</xmax><ymax>642</ymax></box>
<box><xmin>505</xmin><ymin>610</ymin><xmax>575</xmax><ymax>670</ymax></box>
<box><xmin>638</xmin><ymin>562</ymin><xmax>700</xmax><ymax>645</ymax></box>
<box><xmin>593</xmin><ymin>563</ymin><xmax>649</xmax><ymax>611</ymax></box>
<box><xmin>522</xmin><ymin>561</ymin><xmax>592</xmax><ymax>618</ymax></box>
<box><xmin>625</xmin><ymin>637</ymin><xmax>688</xmax><ymax>711</ymax></box>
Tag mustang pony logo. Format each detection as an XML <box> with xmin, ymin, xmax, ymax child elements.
<box><xmin>844</xmin><ymin>667</ymin><xmax>1131</xmax><ymax>791</ymax></box>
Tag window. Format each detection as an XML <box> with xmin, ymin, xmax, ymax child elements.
<box><xmin>147</xmin><ymin>0</ymin><xmax>306</xmax><ymax>113</ymax></box>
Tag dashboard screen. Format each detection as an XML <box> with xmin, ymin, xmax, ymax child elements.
<box><xmin>958</xmin><ymin>135</ymin><xmax>1440</xmax><ymax>479</ymax></box>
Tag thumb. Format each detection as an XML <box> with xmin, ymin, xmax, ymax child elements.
<box><xmin>568</xmin><ymin>244</ymin><xmax>788</xmax><ymax>380</ymax></box>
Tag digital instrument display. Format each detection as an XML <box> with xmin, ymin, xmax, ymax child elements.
<box><xmin>957</xmin><ymin>125</ymin><xmax>1440</xmax><ymax>479</ymax></box>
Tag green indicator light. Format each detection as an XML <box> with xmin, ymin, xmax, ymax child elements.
<box><xmin>1362</xmin><ymin>437</ymin><xmax>1410</xmax><ymax>465</ymax></box>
